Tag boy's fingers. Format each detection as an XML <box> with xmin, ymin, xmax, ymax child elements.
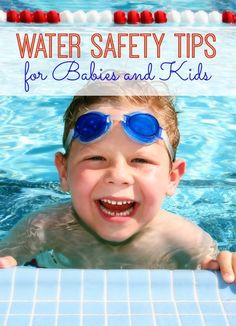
<box><xmin>0</xmin><ymin>256</ymin><xmax>17</xmax><ymax>268</ymax></box>
<box><xmin>217</xmin><ymin>251</ymin><xmax>235</xmax><ymax>283</ymax></box>
<box><xmin>232</xmin><ymin>252</ymin><xmax>236</xmax><ymax>280</ymax></box>
<box><xmin>201</xmin><ymin>258</ymin><xmax>219</xmax><ymax>270</ymax></box>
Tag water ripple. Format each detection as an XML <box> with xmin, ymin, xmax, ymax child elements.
<box><xmin>0</xmin><ymin>178</ymin><xmax>69</xmax><ymax>232</ymax></box>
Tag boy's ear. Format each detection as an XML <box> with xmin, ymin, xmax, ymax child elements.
<box><xmin>55</xmin><ymin>152</ymin><xmax>69</xmax><ymax>192</ymax></box>
<box><xmin>166</xmin><ymin>159</ymin><xmax>186</xmax><ymax>196</ymax></box>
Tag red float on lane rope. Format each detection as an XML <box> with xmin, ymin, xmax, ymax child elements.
<box><xmin>140</xmin><ymin>10</ymin><xmax>153</xmax><ymax>24</ymax></box>
<box><xmin>222</xmin><ymin>11</ymin><xmax>235</xmax><ymax>23</ymax></box>
<box><xmin>33</xmin><ymin>10</ymin><xmax>47</xmax><ymax>23</ymax></box>
<box><xmin>127</xmin><ymin>10</ymin><xmax>140</xmax><ymax>24</ymax></box>
<box><xmin>47</xmin><ymin>10</ymin><xmax>60</xmax><ymax>23</ymax></box>
<box><xmin>20</xmin><ymin>10</ymin><xmax>33</xmax><ymax>23</ymax></box>
<box><xmin>6</xmin><ymin>9</ymin><xmax>60</xmax><ymax>23</ymax></box>
<box><xmin>114</xmin><ymin>10</ymin><xmax>126</xmax><ymax>24</ymax></box>
<box><xmin>154</xmin><ymin>10</ymin><xmax>167</xmax><ymax>23</ymax></box>
<box><xmin>7</xmin><ymin>10</ymin><xmax>20</xmax><ymax>23</ymax></box>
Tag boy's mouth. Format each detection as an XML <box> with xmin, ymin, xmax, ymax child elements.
<box><xmin>96</xmin><ymin>198</ymin><xmax>137</xmax><ymax>219</ymax></box>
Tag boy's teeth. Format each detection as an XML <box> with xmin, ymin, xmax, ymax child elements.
<box><xmin>100</xmin><ymin>205</ymin><xmax>134</xmax><ymax>216</ymax></box>
<box><xmin>98</xmin><ymin>198</ymin><xmax>135</xmax><ymax>217</ymax></box>
<box><xmin>101</xmin><ymin>199</ymin><xmax>132</xmax><ymax>205</ymax></box>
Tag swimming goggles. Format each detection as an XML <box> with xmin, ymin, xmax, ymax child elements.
<box><xmin>65</xmin><ymin>111</ymin><xmax>174</xmax><ymax>161</ymax></box>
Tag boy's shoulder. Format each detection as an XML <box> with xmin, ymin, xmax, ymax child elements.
<box><xmin>143</xmin><ymin>210</ymin><xmax>217</xmax><ymax>268</ymax></box>
<box><xmin>158</xmin><ymin>209</ymin><xmax>204</xmax><ymax>228</ymax></box>
<box><xmin>151</xmin><ymin>209</ymin><xmax>215</xmax><ymax>248</ymax></box>
<box><xmin>27</xmin><ymin>202</ymin><xmax>76</xmax><ymax>227</ymax></box>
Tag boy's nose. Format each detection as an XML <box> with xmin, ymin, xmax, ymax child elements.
<box><xmin>103</xmin><ymin>162</ymin><xmax>134</xmax><ymax>186</ymax></box>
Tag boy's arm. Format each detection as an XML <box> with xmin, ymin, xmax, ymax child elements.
<box><xmin>0</xmin><ymin>214</ymin><xmax>47</xmax><ymax>268</ymax></box>
<box><xmin>0</xmin><ymin>256</ymin><xmax>17</xmax><ymax>268</ymax></box>
<box><xmin>201</xmin><ymin>251</ymin><xmax>236</xmax><ymax>283</ymax></box>
<box><xmin>160</xmin><ymin>212</ymin><xmax>236</xmax><ymax>283</ymax></box>
<box><xmin>194</xmin><ymin>227</ymin><xmax>236</xmax><ymax>283</ymax></box>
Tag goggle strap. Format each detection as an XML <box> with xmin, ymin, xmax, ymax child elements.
<box><xmin>64</xmin><ymin>129</ymin><xmax>74</xmax><ymax>151</ymax></box>
<box><xmin>161</xmin><ymin>130</ymin><xmax>174</xmax><ymax>161</ymax></box>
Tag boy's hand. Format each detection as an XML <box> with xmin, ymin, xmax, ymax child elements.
<box><xmin>201</xmin><ymin>251</ymin><xmax>236</xmax><ymax>283</ymax></box>
<box><xmin>0</xmin><ymin>256</ymin><xmax>17</xmax><ymax>268</ymax></box>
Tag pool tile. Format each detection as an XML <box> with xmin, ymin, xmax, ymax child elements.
<box><xmin>150</xmin><ymin>270</ymin><xmax>172</xmax><ymax>300</ymax></box>
<box><xmin>36</xmin><ymin>269</ymin><xmax>59</xmax><ymax>300</ymax></box>
<box><xmin>59</xmin><ymin>302</ymin><xmax>80</xmax><ymax>314</ymax></box>
<box><xmin>154</xmin><ymin>302</ymin><xmax>176</xmax><ymax>314</ymax></box>
<box><xmin>203</xmin><ymin>315</ymin><xmax>229</xmax><ymax>326</ymax></box>
<box><xmin>83</xmin><ymin>270</ymin><xmax>105</xmax><ymax>301</ymax></box>
<box><xmin>180</xmin><ymin>315</ymin><xmax>204</xmax><ymax>326</ymax></box>
<box><xmin>83</xmin><ymin>315</ymin><xmax>105</xmax><ymax>326</ymax></box>
<box><xmin>57</xmin><ymin>315</ymin><xmax>80</xmax><ymax>326</ymax></box>
<box><xmin>131</xmin><ymin>314</ymin><xmax>155</xmax><ymax>326</ymax></box>
<box><xmin>107</xmin><ymin>302</ymin><xmax>129</xmax><ymax>314</ymax></box>
<box><xmin>34</xmin><ymin>302</ymin><xmax>57</xmax><ymax>314</ymax></box>
<box><xmin>216</xmin><ymin>272</ymin><xmax>236</xmax><ymax>301</ymax></box>
<box><xmin>60</xmin><ymin>269</ymin><xmax>82</xmax><ymax>300</ymax></box>
<box><xmin>199</xmin><ymin>302</ymin><xmax>223</xmax><ymax>314</ymax></box>
<box><xmin>83</xmin><ymin>302</ymin><xmax>104</xmax><ymax>314</ymax></box>
<box><xmin>108</xmin><ymin>316</ymin><xmax>130</xmax><ymax>326</ymax></box>
<box><xmin>107</xmin><ymin>270</ymin><xmax>128</xmax><ymax>301</ymax></box>
<box><xmin>130</xmin><ymin>302</ymin><xmax>152</xmax><ymax>314</ymax></box>
<box><xmin>194</xmin><ymin>270</ymin><xmax>218</xmax><ymax>300</ymax></box>
<box><xmin>0</xmin><ymin>268</ymin><xmax>14</xmax><ymax>301</ymax></box>
<box><xmin>228</xmin><ymin>316</ymin><xmax>236</xmax><ymax>326</ymax></box>
<box><xmin>177</xmin><ymin>302</ymin><xmax>199</xmax><ymax>314</ymax></box>
<box><xmin>223</xmin><ymin>302</ymin><xmax>236</xmax><ymax>314</ymax></box>
<box><xmin>10</xmin><ymin>302</ymin><xmax>32</xmax><ymax>314</ymax></box>
<box><xmin>31</xmin><ymin>315</ymin><xmax>56</xmax><ymax>326</ymax></box>
<box><xmin>128</xmin><ymin>270</ymin><xmax>150</xmax><ymax>301</ymax></box>
<box><xmin>13</xmin><ymin>268</ymin><xmax>37</xmax><ymax>300</ymax></box>
<box><xmin>0</xmin><ymin>303</ymin><xmax>8</xmax><ymax>314</ymax></box>
<box><xmin>5</xmin><ymin>315</ymin><xmax>31</xmax><ymax>326</ymax></box>
<box><xmin>155</xmin><ymin>315</ymin><xmax>180</xmax><ymax>326</ymax></box>
<box><xmin>172</xmin><ymin>270</ymin><xmax>195</xmax><ymax>300</ymax></box>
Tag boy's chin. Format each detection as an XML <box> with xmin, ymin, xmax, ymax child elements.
<box><xmin>96</xmin><ymin>229</ymin><xmax>138</xmax><ymax>245</ymax></box>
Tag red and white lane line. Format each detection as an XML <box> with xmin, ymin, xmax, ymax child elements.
<box><xmin>0</xmin><ymin>9</ymin><xmax>235</xmax><ymax>24</ymax></box>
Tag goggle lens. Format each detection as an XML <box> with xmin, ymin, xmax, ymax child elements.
<box><xmin>123</xmin><ymin>113</ymin><xmax>161</xmax><ymax>144</ymax></box>
<box><xmin>74</xmin><ymin>112</ymin><xmax>111</xmax><ymax>143</ymax></box>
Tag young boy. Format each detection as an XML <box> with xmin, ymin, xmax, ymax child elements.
<box><xmin>0</xmin><ymin>81</ymin><xmax>235</xmax><ymax>283</ymax></box>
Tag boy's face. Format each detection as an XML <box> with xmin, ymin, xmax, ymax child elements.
<box><xmin>55</xmin><ymin>104</ymin><xmax>185</xmax><ymax>243</ymax></box>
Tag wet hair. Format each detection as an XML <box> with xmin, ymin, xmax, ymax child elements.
<box><xmin>62</xmin><ymin>80</ymin><xmax>180</xmax><ymax>160</ymax></box>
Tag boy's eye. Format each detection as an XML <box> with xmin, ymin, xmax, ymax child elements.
<box><xmin>132</xmin><ymin>158</ymin><xmax>149</xmax><ymax>164</ymax></box>
<box><xmin>86</xmin><ymin>156</ymin><xmax>105</xmax><ymax>161</ymax></box>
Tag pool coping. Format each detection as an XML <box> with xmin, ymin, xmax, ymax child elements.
<box><xmin>0</xmin><ymin>268</ymin><xmax>235</xmax><ymax>325</ymax></box>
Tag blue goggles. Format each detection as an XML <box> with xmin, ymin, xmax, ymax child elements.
<box><xmin>65</xmin><ymin>111</ymin><xmax>174</xmax><ymax>161</ymax></box>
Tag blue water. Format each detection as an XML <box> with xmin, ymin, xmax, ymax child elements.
<box><xmin>0</xmin><ymin>0</ymin><xmax>235</xmax><ymax>252</ymax></box>
<box><xmin>0</xmin><ymin>96</ymin><xmax>235</xmax><ymax>251</ymax></box>
<box><xmin>0</xmin><ymin>0</ymin><xmax>235</xmax><ymax>12</ymax></box>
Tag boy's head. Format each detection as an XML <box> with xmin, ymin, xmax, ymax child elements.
<box><xmin>55</xmin><ymin>81</ymin><xmax>185</xmax><ymax>243</ymax></box>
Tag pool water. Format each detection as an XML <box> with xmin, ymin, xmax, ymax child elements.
<box><xmin>0</xmin><ymin>96</ymin><xmax>235</xmax><ymax>252</ymax></box>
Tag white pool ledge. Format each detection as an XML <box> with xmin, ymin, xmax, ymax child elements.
<box><xmin>0</xmin><ymin>268</ymin><xmax>235</xmax><ymax>325</ymax></box>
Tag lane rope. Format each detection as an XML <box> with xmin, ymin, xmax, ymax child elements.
<box><xmin>0</xmin><ymin>9</ymin><xmax>235</xmax><ymax>24</ymax></box>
